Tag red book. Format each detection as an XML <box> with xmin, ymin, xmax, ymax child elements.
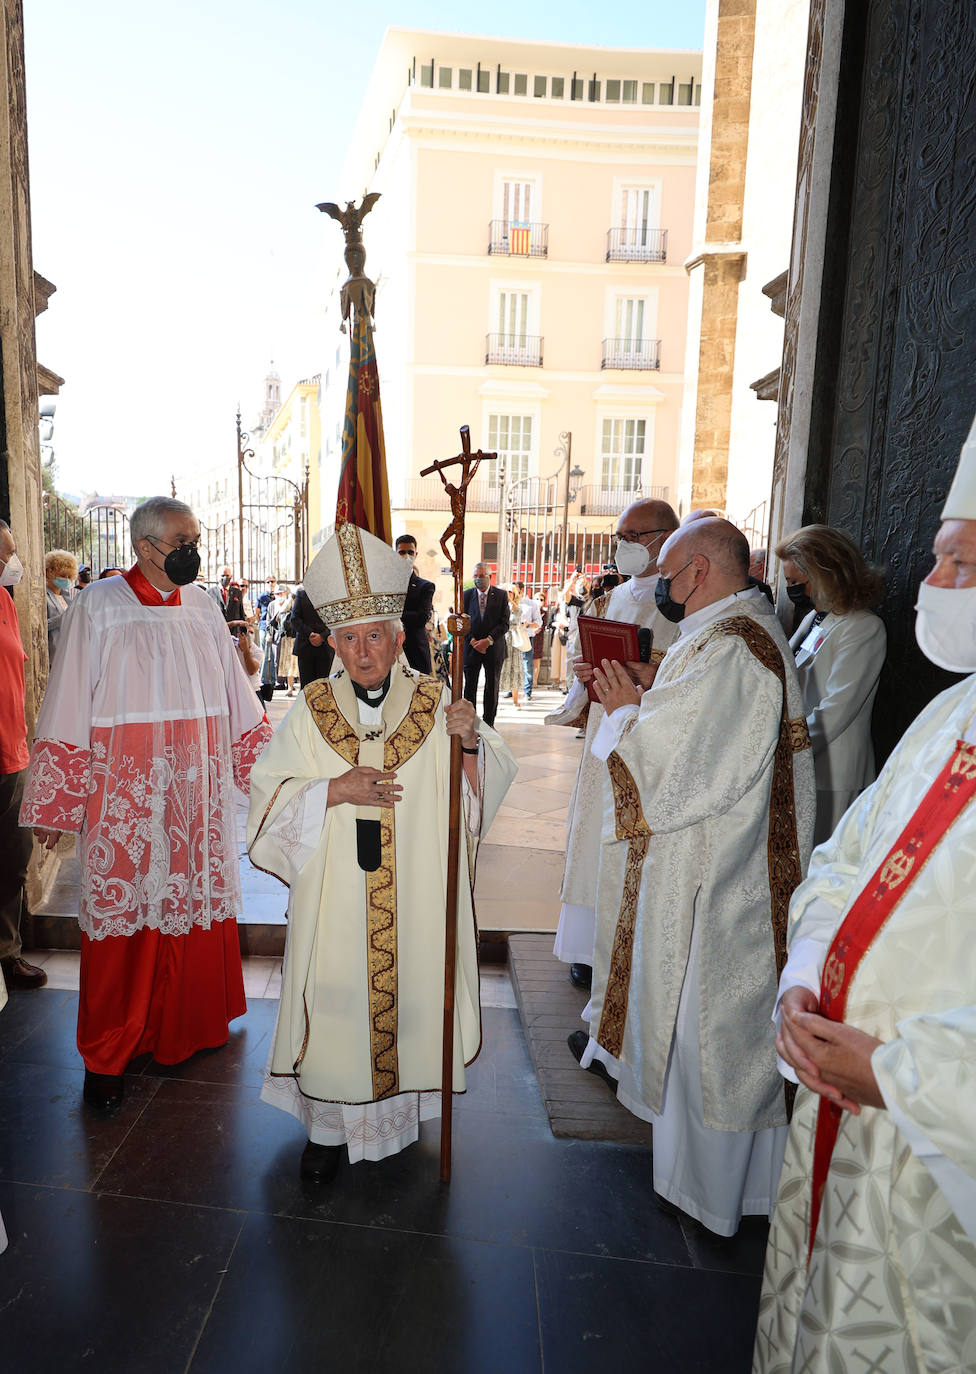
<box><xmin>577</xmin><ymin>615</ymin><xmax>645</xmax><ymax>702</ymax></box>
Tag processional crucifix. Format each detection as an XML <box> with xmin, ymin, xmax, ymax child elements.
<box><xmin>420</xmin><ymin>425</ymin><xmax>496</xmax><ymax>1182</ymax></box>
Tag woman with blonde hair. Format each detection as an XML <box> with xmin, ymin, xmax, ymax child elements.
<box><xmin>775</xmin><ymin>523</ymin><xmax>887</xmax><ymax>842</ymax></box>
<box><xmin>498</xmin><ymin>584</ymin><xmax>529</xmax><ymax>710</ymax></box>
<box><xmin>44</xmin><ymin>548</ymin><xmax>78</xmax><ymax>663</ymax></box>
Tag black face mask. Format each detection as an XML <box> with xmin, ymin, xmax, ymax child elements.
<box><xmin>654</xmin><ymin>560</ymin><xmax>694</xmax><ymax>624</ymax></box>
<box><xmin>786</xmin><ymin>582</ymin><xmax>814</xmax><ymax>613</ymax></box>
<box><xmin>148</xmin><ymin>539</ymin><xmax>201</xmax><ymax>587</ymax></box>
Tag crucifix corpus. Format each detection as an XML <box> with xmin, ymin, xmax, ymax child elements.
<box><xmin>420</xmin><ymin>425</ymin><xmax>496</xmax><ymax>1183</ymax></box>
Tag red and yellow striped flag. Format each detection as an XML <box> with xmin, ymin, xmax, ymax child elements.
<box><xmin>335</xmin><ymin>308</ymin><xmax>392</xmax><ymax>542</ymax></box>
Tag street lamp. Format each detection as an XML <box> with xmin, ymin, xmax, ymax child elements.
<box><xmin>552</xmin><ymin>431</ymin><xmax>584</xmax><ymax>588</ymax></box>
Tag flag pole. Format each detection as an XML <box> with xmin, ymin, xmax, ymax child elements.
<box><xmin>420</xmin><ymin>426</ymin><xmax>495</xmax><ymax>1182</ymax></box>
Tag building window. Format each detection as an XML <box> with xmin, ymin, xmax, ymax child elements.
<box><xmin>487</xmin><ymin>415</ymin><xmax>532</xmax><ymax>486</ymax></box>
<box><xmin>497</xmin><ymin>289</ymin><xmax>530</xmax><ymax>344</ymax></box>
<box><xmin>615</xmin><ymin>297</ymin><xmax>647</xmax><ymax>352</ymax></box>
<box><xmin>617</xmin><ymin>184</ymin><xmax>663</xmax><ymax>258</ymax></box>
<box><xmin>588</xmin><ymin>78</ymin><xmax>601</xmax><ymax>101</ymax></box>
<box><xmin>497</xmin><ymin>70</ymin><xmax>510</xmax><ymax>94</ymax></box>
<box><xmin>678</xmin><ymin>82</ymin><xmax>693</xmax><ymax>106</ymax></box>
<box><xmin>642</xmin><ymin>82</ymin><xmax>655</xmax><ymax>104</ymax></box>
<box><xmin>459</xmin><ymin>68</ymin><xmax>473</xmax><ymax>91</ymax></box>
<box><xmin>601</xmin><ymin>418</ymin><xmax>646</xmax><ymax>490</ymax></box>
<box><xmin>438</xmin><ymin>67</ymin><xmax>452</xmax><ymax>89</ymax></box>
<box><xmin>478</xmin><ymin>68</ymin><xmax>490</xmax><ymax>93</ymax></box>
<box><xmin>659</xmin><ymin>81</ymin><xmax>673</xmax><ymax>104</ymax></box>
<box><xmin>420</xmin><ymin>63</ymin><xmax>433</xmax><ymax>88</ymax></box>
<box><xmin>500</xmin><ymin>178</ymin><xmax>534</xmax><ymax>225</ymax></box>
<box><xmin>572</xmin><ymin>76</ymin><xmax>584</xmax><ymax>100</ymax></box>
<box><xmin>551</xmin><ymin>76</ymin><xmax>564</xmax><ymax>99</ymax></box>
<box><xmin>622</xmin><ymin>79</ymin><xmax>638</xmax><ymax>103</ymax></box>
<box><xmin>534</xmin><ymin>75</ymin><xmax>547</xmax><ymax>97</ymax></box>
<box><xmin>606</xmin><ymin>79</ymin><xmax>621</xmax><ymax>103</ymax></box>
<box><xmin>514</xmin><ymin>72</ymin><xmax>528</xmax><ymax>95</ymax></box>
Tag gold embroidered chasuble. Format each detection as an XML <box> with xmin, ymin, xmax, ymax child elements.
<box><xmin>246</xmin><ymin>666</ymin><xmax>517</xmax><ymax>1106</ymax></box>
<box><xmin>589</xmin><ymin>598</ymin><xmax>815</xmax><ymax>1132</ymax></box>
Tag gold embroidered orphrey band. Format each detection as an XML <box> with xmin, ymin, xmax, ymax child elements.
<box><xmin>597</xmin><ymin>616</ymin><xmax>811</xmax><ymax>1095</ymax></box>
<box><xmin>305</xmin><ymin>674</ymin><xmax>442</xmax><ymax>1099</ymax></box>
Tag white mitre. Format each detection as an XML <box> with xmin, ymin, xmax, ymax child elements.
<box><xmin>941</xmin><ymin>415</ymin><xmax>976</xmax><ymax>520</ymax></box>
<box><xmin>304</xmin><ymin>522</ymin><xmax>411</xmax><ymax>628</ymax></box>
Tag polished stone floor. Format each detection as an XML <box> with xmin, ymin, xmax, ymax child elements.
<box><xmin>0</xmin><ymin>977</ymin><xmax>767</xmax><ymax>1373</ymax></box>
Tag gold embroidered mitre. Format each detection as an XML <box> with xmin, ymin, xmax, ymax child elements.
<box><xmin>304</xmin><ymin>522</ymin><xmax>411</xmax><ymax>627</ymax></box>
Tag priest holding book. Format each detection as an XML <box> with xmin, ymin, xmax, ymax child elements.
<box><xmin>547</xmin><ymin>499</ymin><xmax>680</xmax><ymax>998</ymax></box>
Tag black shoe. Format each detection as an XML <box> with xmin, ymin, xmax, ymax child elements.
<box><xmin>1</xmin><ymin>955</ymin><xmax>48</xmax><ymax>990</ymax></box>
<box><xmin>569</xmin><ymin>962</ymin><xmax>592</xmax><ymax>990</ymax></box>
<box><xmin>83</xmin><ymin>1069</ymin><xmax>124</xmax><ymax>1115</ymax></box>
<box><xmin>300</xmin><ymin>1140</ymin><xmax>343</xmax><ymax>1183</ymax></box>
<box><xmin>567</xmin><ymin>1030</ymin><xmax>618</xmax><ymax>1095</ymax></box>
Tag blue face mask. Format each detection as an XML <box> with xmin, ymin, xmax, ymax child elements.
<box><xmin>53</xmin><ymin>576</ymin><xmax>72</xmax><ymax>592</ymax></box>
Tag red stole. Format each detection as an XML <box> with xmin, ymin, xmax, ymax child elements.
<box><xmin>808</xmin><ymin>738</ymin><xmax>976</xmax><ymax>1263</ymax></box>
<box><xmin>123</xmin><ymin>564</ymin><xmax>182</xmax><ymax>607</ymax></box>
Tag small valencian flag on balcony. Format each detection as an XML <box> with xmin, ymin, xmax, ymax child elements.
<box><xmin>336</xmin><ymin>308</ymin><xmax>392</xmax><ymax>543</ymax></box>
<box><xmin>509</xmin><ymin>221</ymin><xmax>531</xmax><ymax>255</ymax></box>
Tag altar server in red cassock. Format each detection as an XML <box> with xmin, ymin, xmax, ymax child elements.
<box><xmin>20</xmin><ymin>497</ymin><xmax>272</xmax><ymax>1114</ymax></box>
<box><xmin>755</xmin><ymin>416</ymin><xmax>976</xmax><ymax>1373</ymax></box>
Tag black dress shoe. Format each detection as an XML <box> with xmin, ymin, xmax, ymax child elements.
<box><xmin>1</xmin><ymin>955</ymin><xmax>48</xmax><ymax>990</ymax></box>
<box><xmin>83</xmin><ymin>1070</ymin><xmax>124</xmax><ymax>1115</ymax></box>
<box><xmin>567</xmin><ymin>1030</ymin><xmax>618</xmax><ymax>1095</ymax></box>
<box><xmin>300</xmin><ymin>1140</ymin><xmax>343</xmax><ymax>1183</ymax></box>
<box><xmin>569</xmin><ymin>962</ymin><xmax>592</xmax><ymax>990</ymax></box>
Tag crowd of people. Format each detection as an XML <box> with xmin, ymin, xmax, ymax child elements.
<box><xmin>1</xmin><ymin>409</ymin><xmax>975</xmax><ymax>1373</ymax></box>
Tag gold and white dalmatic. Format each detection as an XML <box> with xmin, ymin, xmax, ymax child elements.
<box><xmin>247</xmin><ymin>665</ymin><xmax>517</xmax><ymax>1161</ymax></box>
<box><xmin>755</xmin><ymin>675</ymin><xmax>976</xmax><ymax>1374</ymax></box>
<box><xmin>546</xmin><ymin>576</ymin><xmax>678</xmax><ymax>965</ymax></box>
<box><xmin>587</xmin><ymin>591</ymin><xmax>815</xmax><ymax>1233</ymax></box>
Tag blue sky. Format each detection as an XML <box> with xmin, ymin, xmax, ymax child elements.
<box><xmin>24</xmin><ymin>0</ymin><xmax>706</xmax><ymax>497</ymax></box>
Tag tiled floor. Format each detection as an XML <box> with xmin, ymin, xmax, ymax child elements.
<box><xmin>0</xmin><ymin>984</ymin><xmax>766</xmax><ymax>1373</ymax></box>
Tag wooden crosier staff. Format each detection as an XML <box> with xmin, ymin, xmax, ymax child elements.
<box><xmin>420</xmin><ymin>425</ymin><xmax>496</xmax><ymax>1183</ymax></box>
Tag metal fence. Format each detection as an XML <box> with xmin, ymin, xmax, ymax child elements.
<box><xmin>42</xmin><ymin>494</ymin><xmax>130</xmax><ymax>575</ymax></box>
<box><xmin>605</xmin><ymin>227</ymin><xmax>668</xmax><ymax>262</ymax></box>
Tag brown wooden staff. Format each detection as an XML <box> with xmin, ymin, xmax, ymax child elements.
<box><xmin>420</xmin><ymin>424</ymin><xmax>495</xmax><ymax>1182</ymax></box>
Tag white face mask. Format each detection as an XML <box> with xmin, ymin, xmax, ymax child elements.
<box><xmin>0</xmin><ymin>552</ymin><xmax>24</xmax><ymax>587</ymax></box>
<box><xmin>613</xmin><ymin>540</ymin><xmax>652</xmax><ymax>577</ymax></box>
<box><xmin>914</xmin><ymin>580</ymin><xmax>976</xmax><ymax>673</ymax></box>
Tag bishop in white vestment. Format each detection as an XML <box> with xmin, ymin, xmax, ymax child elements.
<box><xmin>247</xmin><ymin>524</ymin><xmax>517</xmax><ymax>1179</ymax></box>
<box><xmin>755</xmin><ymin>418</ymin><xmax>976</xmax><ymax>1373</ymax></box>
<box><xmin>588</xmin><ymin>519</ymin><xmax>815</xmax><ymax>1235</ymax></box>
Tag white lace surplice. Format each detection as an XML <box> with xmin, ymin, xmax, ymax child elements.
<box><xmin>20</xmin><ymin>576</ymin><xmax>269</xmax><ymax>940</ymax></box>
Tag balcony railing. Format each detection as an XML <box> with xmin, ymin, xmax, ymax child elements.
<box><xmin>606</xmin><ymin>227</ymin><xmax>668</xmax><ymax>263</ymax></box>
<box><xmin>487</xmin><ymin>220</ymin><xmax>549</xmax><ymax>257</ymax></box>
<box><xmin>579</xmin><ymin>484</ymin><xmax>669</xmax><ymax>516</ymax></box>
<box><xmin>601</xmin><ymin>338</ymin><xmax>662</xmax><ymax>370</ymax></box>
<box><xmin>397</xmin><ymin>478</ymin><xmax>501</xmax><ymax>513</ymax></box>
<box><xmin>485</xmin><ymin>333</ymin><xmax>544</xmax><ymax>367</ymax></box>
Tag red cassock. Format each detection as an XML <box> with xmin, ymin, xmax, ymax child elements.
<box><xmin>20</xmin><ymin>566</ymin><xmax>272</xmax><ymax>1073</ymax></box>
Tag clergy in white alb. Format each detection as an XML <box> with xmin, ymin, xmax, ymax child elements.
<box><xmin>247</xmin><ymin>523</ymin><xmax>517</xmax><ymax>1181</ymax></box>
<box><xmin>587</xmin><ymin>519</ymin><xmax>815</xmax><ymax>1235</ymax></box>
<box><xmin>19</xmin><ymin>497</ymin><xmax>272</xmax><ymax>1114</ymax></box>
<box><xmin>755</xmin><ymin>417</ymin><xmax>976</xmax><ymax>1374</ymax></box>
<box><xmin>546</xmin><ymin>499</ymin><xmax>679</xmax><ymax>978</ymax></box>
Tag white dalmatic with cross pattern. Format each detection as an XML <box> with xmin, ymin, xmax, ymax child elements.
<box><xmin>754</xmin><ymin>674</ymin><xmax>976</xmax><ymax>1374</ymax></box>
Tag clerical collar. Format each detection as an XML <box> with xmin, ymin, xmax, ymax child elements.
<box><xmin>351</xmin><ymin>672</ymin><xmax>391</xmax><ymax>705</ymax></box>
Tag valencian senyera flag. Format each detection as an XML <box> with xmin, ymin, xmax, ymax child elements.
<box><xmin>509</xmin><ymin>221</ymin><xmax>531</xmax><ymax>255</ymax></box>
<box><xmin>335</xmin><ymin>308</ymin><xmax>392</xmax><ymax>542</ymax></box>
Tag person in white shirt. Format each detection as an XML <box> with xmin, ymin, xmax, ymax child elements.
<box><xmin>776</xmin><ymin>524</ymin><xmax>887</xmax><ymax>843</ymax></box>
<box><xmin>513</xmin><ymin>581</ymin><xmax>542</xmax><ymax>701</ymax></box>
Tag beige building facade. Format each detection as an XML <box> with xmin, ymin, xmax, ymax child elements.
<box><xmin>319</xmin><ymin>30</ymin><xmax>701</xmax><ymax>603</ymax></box>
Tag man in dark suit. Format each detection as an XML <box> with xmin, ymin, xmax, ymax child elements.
<box><xmin>462</xmin><ymin>562</ymin><xmax>509</xmax><ymax>727</ymax></box>
<box><xmin>395</xmin><ymin>534</ymin><xmax>435</xmax><ymax>674</ymax></box>
<box><xmin>288</xmin><ymin>585</ymin><xmax>334</xmax><ymax>688</ymax></box>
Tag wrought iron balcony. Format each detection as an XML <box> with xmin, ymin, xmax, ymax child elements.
<box><xmin>606</xmin><ymin>227</ymin><xmax>668</xmax><ymax>263</ymax></box>
<box><xmin>485</xmin><ymin>333</ymin><xmax>544</xmax><ymax>367</ymax></box>
<box><xmin>487</xmin><ymin>220</ymin><xmax>549</xmax><ymax>257</ymax></box>
<box><xmin>579</xmin><ymin>484</ymin><xmax>669</xmax><ymax>516</ymax></box>
<box><xmin>601</xmin><ymin>338</ymin><xmax>662</xmax><ymax>370</ymax></box>
<box><xmin>397</xmin><ymin>478</ymin><xmax>501</xmax><ymax>513</ymax></box>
